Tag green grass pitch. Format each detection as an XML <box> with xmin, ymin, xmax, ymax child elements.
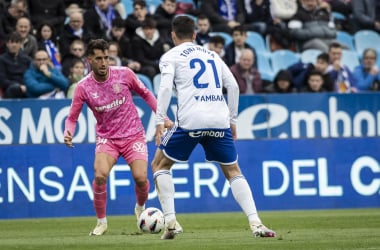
<box><xmin>0</xmin><ymin>208</ymin><xmax>379</xmax><ymax>250</ymax></box>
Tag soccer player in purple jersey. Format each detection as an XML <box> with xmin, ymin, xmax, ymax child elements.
<box><xmin>63</xmin><ymin>39</ymin><xmax>172</xmax><ymax>236</ymax></box>
<box><xmin>152</xmin><ymin>16</ymin><xmax>276</xmax><ymax>240</ymax></box>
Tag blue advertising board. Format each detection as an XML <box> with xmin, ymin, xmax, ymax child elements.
<box><xmin>0</xmin><ymin>94</ymin><xmax>379</xmax><ymax>219</ymax></box>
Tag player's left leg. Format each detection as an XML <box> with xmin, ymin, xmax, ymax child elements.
<box><xmin>203</xmin><ymin>129</ymin><xmax>275</xmax><ymax>237</ymax></box>
<box><xmin>221</xmin><ymin>164</ymin><xmax>275</xmax><ymax>237</ymax></box>
<box><xmin>129</xmin><ymin>159</ymin><xmax>149</xmax><ymax>220</ymax></box>
<box><xmin>90</xmin><ymin>152</ymin><xmax>117</xmax><ymax>236</ymax></box>
<box><xmin>120</xmin><ymin>134</ymin><xmax>149</xmax><ymax>220</ymax></box>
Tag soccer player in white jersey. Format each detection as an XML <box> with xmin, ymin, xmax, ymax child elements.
<box><xmin>63</xmin><ymin>39</ymin><xmax>175</xmax><ymax>236</ymax></box>
<box><xmin>152</xmin><ymin>15</ymin><xmax>276</xmax><ymax>240</ymax></box>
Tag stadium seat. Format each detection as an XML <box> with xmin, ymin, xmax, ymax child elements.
<box><xmin>256</xmin><ymin>52</ymin><xmax>274</xmax><ymax>80</ymax></box>
<box><xmin>246</xmin><ymin>31</ymin><xmax>269</xmax><ymax>56</ymax></box>
<box><xmin>146</xmin><ymin>0</ymin><xmax>162</xmax><ymax>14</ymax></box>
<box><xmin>300</xmin><ymin>49</ymin><xmax>322</xmax><ymax>64</ymax></box>
<box><xmin>209</xmin><ymin>32</ymin><xmax>233</xmax><ymax>45</ymax></box>
<box><xmin>332</xmin><ymin>11</ymin><xmax>346</xmax><ymax>21</ymax></box>
<box><xmin>121</xmin><ymin>0</ymin><xmax>133</xmax><ymax>16</ymax></box>
<box><xmin>337</xmin><ymin>31</ymin><xmax>355</xmax><ymax>51</ymax></box>
<box><xmin>354</xmin><ymin>30</ymin><xmax>380</xmax><ymax>55</ymax></box>
<box><xmin>137</xmin><ymin>73</ymin><xmax>154</xmax><ymax>93</ymax></box>
<box><xmin>270</xmin><ymin>50</ymin><xmax>300</xmax><ymax>75</ymax></box>
<box><xmin>341</xmin><ymin>50</ymin><xmax>360</xmax><ymax>72</ymax></box>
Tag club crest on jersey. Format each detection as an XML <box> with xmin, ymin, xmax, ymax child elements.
<box><xmin>132</xmin><ymin>142</ymin><xmax>147</xmax><ymax>153</ymax></box>
<box><xmin>91</xmin><ymin>92</ymin><xmax>99</xmax><ymax>99</ymax></box>
<box><xmin>113</xmin><ymin>83</ymin><xmax>121</xmax><ymax>94</ymax></box>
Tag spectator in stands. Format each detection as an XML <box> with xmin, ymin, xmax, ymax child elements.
<box><xmin>15</xmin><ymin>17</ymin><xmax>38</xmax><ymax>58</ymax></box>
<box><xmin>131</xmin><ymin>17</ymin><xmax>167</xmax><ymax>80</ymax></box>
<box><xmin>324</xmin><ymin>0</ymin><xmax>351</xmax><ymax>18</ymax></box>
<box><xmin>108</xmin><ymin>40</ymin><xmax>141</xmax><ymax>72</ymax></box>
<box><xmin>35</xmin><ymin>23</ymin><xmax>62</xmax><ymax>71</ymax></box>
<box><xmin>300</xmin><ymin>70</ymin><xmax>328</xmax><ymax>92</ymax></box>
<box><xmin>66</xmin><ymin>58</ymin><xmax>84</xmax><ymax>98</ymax></box>
<box><xmin>83</xmin><ymin>0</ymin><xmax>121</xmax><ymax>40</ymax></box>
<box><xmin>26</xmin><ymin>0</ymin><xmax>66</xmax><ymax>36</ymax></box>
<box><xmin>264</xmin><ymin>69</ymin><xmax>297</xmax><ymax>93</ymax></box>
<box><xmin>224</xmin><ymin>25</ymin><xmax>257</xmax><ymax>67</ymax></box>
<box><xmin>266</xmin><ymin>0</ymin><xmax>297</xmax><ymax>51</ymax></box>
<box><xmin>195</xmin><ymin>15</ymin><xmax>212</xmax><ymax>46</ymax></box>
<box><xmin>200</xmin><ymin>0</ymin><xmax>244</xmax><ymax>34</ymax></box>
<box><xmin>324</xmin><ymin>0</ymin><xmax>352</xmax><ymax>31</ymax></box>
<box><xmin>288</xmin><ymin>52</ymin><xmax>334</xmax><ymax>91</ymax></box>
<box><xmin>230</xmin><ymin>48</ymin><xmax>263</xmax><ymax>94</ymax></box>
<box><xmin>327</xmin><ymin>42</ymin><xmax>356</xmax><ymax>93</ymax></box>
<box><xmin>351</xmin><ymin>0</ymin><xmax>380</xmax><ymax>33</ymax></box>
<box><xmin>204</xmin><ymin>35</ymin><xmax>225</xmax><ymax>58</ymax></box>
<box><xmin>288</xmin><ymin>0</ymin><xmax>336</xmax><ymax>52</ymax></box>
<box><xmin>0</xmin><ymin>32</ymin><xmax>31</xmax><ymax>98</ymax></box>
<box><xmin>107</xmin><ymin>17</ymin><xmax>133</xmax><ymax>62</ymax></box>
<box><xmin>59</xmin><ymin>10</ymin><xmax>92</xmax><ymax>58</ymax></box>
<box><xmin>125</xmin><ymin>0</ymin><xmax>150</xmax><ymax>39</ymax></box>
<box><xmin>61</xmin><ymin>39</ymin><xmax>89</xmax><ymax>77</ymax></box>
<box><xmin>243</xmin><ymin>0</ymin><xmax>272</xmax><ymax>35</ymax></box>
<box><xmin>24</xmin><ymin>49</ymin><xmax>68</xmax><ymax>98</ymax></box>
<box><xmin>353</xmin><ymin>48</ymin><xmax>380</xmax><ymax>91</ymax></box>
<box><xmin>108</xmin><ymin>41</ymin><xmax>123</xmax><ymax>66</ymax></box>
<box><xmin>0</xmin><ymin>0</ymin><xmax>28</xmax><ymax>54</ymax></box>
<box><xmin>153</xmin><ymin>0</ymin><xmax>177</xmax><ymax>44</ymax></box>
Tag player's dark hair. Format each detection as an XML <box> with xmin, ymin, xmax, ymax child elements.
<box><xmin>86</xmin><ymin>39</ymin><xmax>109</xmax><ymax>56</ymax></box>
<box><xmin>317</xmin><ymin>52</ymin><xmax>329</xmax><ymax>63</ymax></box>
<box><xmin>172</xmin><ymin>15</ymin><xmax>195</xmax><ymax>40</ymax></box>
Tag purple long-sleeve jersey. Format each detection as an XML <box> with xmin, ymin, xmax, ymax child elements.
<box><xmin>65</xmin><ymin>66</ymin><xmax>157</xmax><ymax>139</ymax></box>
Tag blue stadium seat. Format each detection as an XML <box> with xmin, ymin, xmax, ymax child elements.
<box><xmin>270</xmin><ymin>50</ymin><xmax>300</xmax><ymax>75</ymax></box>
<box><xmin>209</xmin><ymin>32</ymin><xmax>233</xmax><ymax>45</ymax></box>
<box><xmin>146</xmin><ymin>0</ymin><xmax>162</xmax><ymax>14</ymax></box>
<box><xmin>121</xmin><ymin>0</ymin><xmax>133</xmax><ymax>16</ymax></box>
<box><xmin>256</xmin><ymin>52</ymin><xmax>274</xmax><ymax>80</ymax></box>
<box><xmin>354</xmin><ymin>30</ymin><xmax>380</xmax><ymax>55</ymax></box>
<box><xmin>337</xmin><ymin>31</ymin><xmax>355</xmax><ymax>51</ymax></box>
<box><xmin>137</xmin><ymin>73</ymin><xmax>154</xmax><ymax>93</ymax></box>
<box><xmin>300</xmin><ymin>49</ymin><xmax>322</xmax><ymax>64</ymax></box>
<box><xmin>246</xmin><ymin>31</ymin><xmax>269</xmax><ymax>56</ymax></box>
<box><xmin>342</xmin><ymin>50</ymin><xmax>360</xmax><ymax>72</ymax></box>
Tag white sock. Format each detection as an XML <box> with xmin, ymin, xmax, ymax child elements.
<box><xmin>230</xmin><ymin>175</ymin><xmax>262</xmax><ymax>225</ymax></box>
<box><xmin>154</xmin><ymin>170</ymin><xmax>176</xmax><ymax>223</ymax></box>
<box><xmin>97</xmin><ymin>217</ymin><xmax>107</xmax><ymax>224</ymax></box>
<box><xmin>135</xmin><ymin>203</ymin><xmax>145</xmax><ymax>210</ymax></box>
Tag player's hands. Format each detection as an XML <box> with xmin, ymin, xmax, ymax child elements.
<box><xmin>230</xmin><ymin>123</ymin><xmax>237</xmax><ymax>140</ymax></box>
<box><xmin>155</xmin><ymin>124</ymin><xmax>165</xmax><ymax>146</ymax></box>
<box><xmin>64</xmin><ymin>130</ymin><xmax>74</xmax><ymax>148</ymax></box>
<box><xmin>164</xmin><ymin>119</ymin><xmax>173</xmax><ymax>129</ymax></box>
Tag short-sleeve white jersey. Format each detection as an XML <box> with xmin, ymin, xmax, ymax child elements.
<box><xmin>156</xmin><ymin>42</ymin><xmax>239</xmax><ymax>130</ymax></box>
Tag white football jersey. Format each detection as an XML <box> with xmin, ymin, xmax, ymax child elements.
<box><xmin>156</xmin><ymin>42</ymin><xmax>239</xmax><ymax>130</ymax></box>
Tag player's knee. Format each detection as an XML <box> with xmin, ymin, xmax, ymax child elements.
<box><xmin>94</xmin><ymin>176</ymin><xmax>107</xmax><ymax>185</ymax></box>
<box><xmin>134</xmin><ymin>175</ymin><xmax>147</xmax><ymax>186</ymax></box>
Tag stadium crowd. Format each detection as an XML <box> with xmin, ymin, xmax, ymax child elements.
<box><xmin>0</xmin><ymin>0</ymin><xmax>380</xmax><ymax>99</ymax></box>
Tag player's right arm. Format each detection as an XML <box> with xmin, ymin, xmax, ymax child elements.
<box><xmin>64</xmin><ymin>83</ymin><xmax>85</xmax><ymax>147</ymax></box>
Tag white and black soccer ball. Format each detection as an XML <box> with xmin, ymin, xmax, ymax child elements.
<box><xmin>137</xmin><ymin>207</ymin><xmax>165</xmax><ymax>234</ymax></box>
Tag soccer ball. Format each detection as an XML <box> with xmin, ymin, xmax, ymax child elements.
<box><xmin>137</xmin><ymin>207</ymin><xmax>165</xmax><ymax>234</ymax></box>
